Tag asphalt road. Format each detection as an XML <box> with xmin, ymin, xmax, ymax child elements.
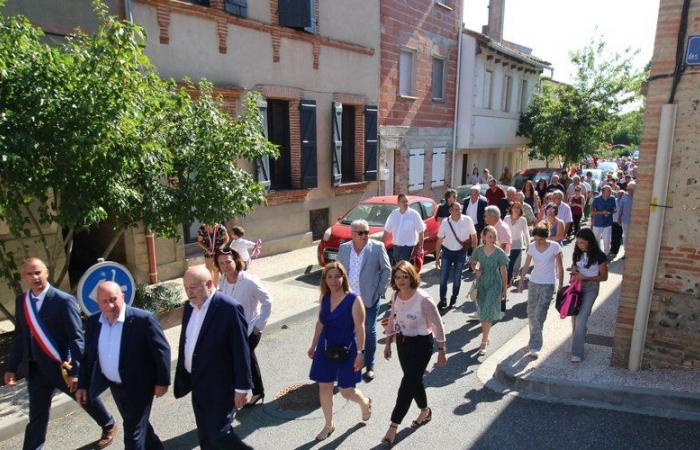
<box><xmin>3</xmin><ymin>241</ymin><xmax>699</xmax><ymax>450</ymax></box>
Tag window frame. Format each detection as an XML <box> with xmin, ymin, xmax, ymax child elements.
<box><xmin>483</xmin><ymin>69</ymin><xmax>493</xmax><ymax>109</ymax></box>
<box><xmin>519</xmin><ymin>79</ymin><xmax>529</xmax><ymax>112</ymax></box>
<box><xmin>502</xmin><ymin>74</ymin><xmax>513</xmax><ymax>112</ymax></box>
<box><xmin>399</xmin><ymin>48</ymin><xmax>417</xmax><ymax>98</ymax></box>
<box><xmin>431</xmin><ymin>56</ymin><xmax>446</xmax><ymax>101</ymax></box>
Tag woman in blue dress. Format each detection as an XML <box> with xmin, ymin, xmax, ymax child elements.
<box><xmin>308</xmin><ymin>262</ymin><xmax>372</xmax><ymax>441</ymax></box>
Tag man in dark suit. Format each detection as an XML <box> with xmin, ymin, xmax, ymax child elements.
<box><xmin>4</xmin><ymin>257</ymin><xmax>117</xmax><ymax>450</ymax></box>
<box><xmin>462</xmin><ymin>185</ymin><xmax>488</xmax><ymax>239</ymax></box>
<box><xmin>76</xmin><ymin>281</ymin><xmax>171</xmax><ymax>450</ymax></box>
<box><xmin>175</xmin><ymin>266</ymin><xmax>253</xmax><ymax>450</ymax></box>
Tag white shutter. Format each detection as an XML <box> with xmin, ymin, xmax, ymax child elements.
<box><xmin>431</xmin><ymin>147</ymin><xmax>446</xmax><ymax>187</ymax></box>
<box><xmin>408</xmin><ymin>148</ymin><xmax>424</xmax><ymax>191</ymax></box>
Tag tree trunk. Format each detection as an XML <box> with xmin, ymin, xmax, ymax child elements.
<box><xmin>54</xmin><ymin>226</ymin><xmax>75</xmax><ymax>287</ymax></box>
<box><xmin>101</xmin><ymin>229</ymin><xmax>125</xmax><ymax>260</ymax></box>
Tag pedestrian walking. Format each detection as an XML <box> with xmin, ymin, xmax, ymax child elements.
<box><xmin>216</xmin><ymin>249</ymin><xmax>273</xmax><ymax>407</ymax></box>
<box><xmin>485</xmin><ymin>178</ymin><xmax>506</xmax><ymax>206</ymax></box>
<box><xmin>618</xmin><ymin>182</ymin><xmax>635</xmax><ymax>257</ymax></box>
<box><xmin>435</xmin><ymin>188</ymin><xmax>458</xmax><ymax>220</ymax></box>
<box><xmin>174</xmin><ymin>266</ymin><xmax>253</xmax><ymax>450</ymax></box>
<box><xmin>569</xmin><ymin>186</ymin><xmax>585</xmax><ymax>236</ymax></box>
<box><xmin>196</xmin><ymin>223</ymin><xmax>230</xmax><ymax>285</ymax></box>
<box><xmin>517</xmin><ymin>226</ymin><xmax>564</xmax><ymax>359</ymax></box>
<box><xmin>468</xmin><ymin>165</ymin><xmax>480</xmax><ymax>185</ymax></box>
<box><xmin>435</xmin><ymin>203</ymin><xmax>478</xmax><ymax>309</ymax></box>
<box><xmin>462</xmin><ymin>185</ymin><xmax>488</xmax><ymax>240</ymax></box>
<box><xmin>4</xmin><ymin>257</ymin><xmax>117</xmax><ymax>450</ymax></box>
<box><xmin>570</xmin><ymin>228</ymin><xmax>608</xmax><ymax>362</ymax></box>
<box><xmin>228</xmin><ymin>225</ymin><xmax>257</xmax><ymax>270</ymax></box>
<box><xmin>499</xmin><ymin>167</ymin><xmax>512</xmax><ymax>185</ymax></box>
<box><xmin>591</xmin><ymin>185</ymin><xmax>617</xmax><ymax>256</ymax></box>
<box><xmin>469</xmin><ymin>226</ymin><xmax>509</xmax><ymax>354</ymax></box>
<box><xmin>384</xmin><ymin>193</ymin><xmax>426</xmax><ymax>265</ymax></box>
<box><xmin>504</xmin><ymin>203</ymin><xmax>530</xmax><ymax>285</ymax></box>
<box><xmin>308</xmin><ymin>262</ymin><xmax>372</xmax><ymax>441</ymax></box>
<box><xmin>337</xmin><ymin>219</ymin><xmax>392</xmax><ymax>382</ymax></box>
<box><xmin>552</xmin><ymin>191</ymin><xmax>573</xmax><ymax>238</ymax></box>
<box><xmin>522</xmin><ymin>180</ymin><xmax>541</xmax><ymax>220</ymax></box>
<box><xmin>535</xmin><ymin>178</ymin><xmax>549</xmax><ymax>205</ymax></box>
<box><xmin>77</xmin><ymin>281</ymin><xmax>171</xmax><ymax>450</ymax></box>
<box><xmin>516</xmin><ymin>192</ymin><xmax>536</xmax><ymax>226</ymax></box>
<box><xmin>610</xmin><ymin>189</ymin><xmax>625</xmax><ymax>258</ymax></box>
<box><xmin>540</xmin><ymin>203</ymin><xmax>566</xmax><ymax>244</ymax></box>
<box><xmin>548</xmin><ymin>175</ymin><xmax>566</xmax><ymax>194</ymax></box>
<box><xmin>381</xmin><ymin>261</ymin><xmax>446</xmax><ymax>447</ymax></box>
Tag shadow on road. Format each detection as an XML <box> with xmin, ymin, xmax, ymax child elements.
<box><xmin>292</xmin><ymin>422</ymin><xmax>366</xmax><ymax>450</ymax></box>
<box><xmin>161</xmin><ymin>428</ymin><xmax>199</xmax><ymax>449</ymax></box>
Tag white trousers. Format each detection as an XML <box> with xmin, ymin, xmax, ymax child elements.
<box><xmin>621</xmin><ymin>223</ymin><xmax>630</xmax><ymax>250</ymax></box>
<box><xmin>593</xmin><ymin>226</ymin><xmax>612</xmax><ymax>254</ymax></box>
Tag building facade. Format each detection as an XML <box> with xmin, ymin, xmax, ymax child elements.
<box><xmin>378</xmin><ymin>0</ymin><xmax>462</xmax><ymax>199</ymax></box>
<box><xmin>612</xmin><ymin>0</ymin><xmax>700</xmax><ymax>370</ymax></box>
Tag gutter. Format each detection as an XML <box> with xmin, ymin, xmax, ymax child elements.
<box><xmin>450</xmin><ymin>7</ymin><xmax>465</xmax><ymax>187</ymax></box>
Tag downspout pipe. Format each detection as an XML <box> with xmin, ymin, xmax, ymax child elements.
<box><xmin>450</xmin><ymin>6</ymin><xmax>465</xmax><ymax>187</ymax></box>
<box><xmin>627</xmin><ymin>104</ymin><xmax>676</xmax><ymax>371</ymax></box>
<box><xmin>145</xmin><ymin>231</ymin><xmax>159</xmax><ymax>285</ymax></box>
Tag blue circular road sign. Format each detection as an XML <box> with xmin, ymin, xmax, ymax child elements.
<box><xmin>76</xmin><ymin>261</ymin><xmax>136</xmax><ymax>315</ymax></box>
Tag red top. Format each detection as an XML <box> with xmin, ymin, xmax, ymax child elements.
<box><xmin>485</xmin><ymin>187</ymin><xmax>505</xmax><ymax>206</ymax></box>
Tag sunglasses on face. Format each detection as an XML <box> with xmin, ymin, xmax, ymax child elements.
<box><xmin>353</xmin><ymin>230</ymin><xmax>369</xmax><ymax>236</ymax></box>
<box><xmin>394</xmin><ymin>273</ymin><xmax>410</xmax><ymax>280</ymax></box>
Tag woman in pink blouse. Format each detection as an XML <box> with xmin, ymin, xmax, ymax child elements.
<box><xmin>381</xmin><ymin>261</ymin><xmax>447</xmax><ymax>447</ymax></box>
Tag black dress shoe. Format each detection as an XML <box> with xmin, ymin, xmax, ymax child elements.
<box><xmin>363</xmin><ymin>369</ymin><xmax>375</xmax><ymax>381</ymax></box>
<box><xmin>449</xmin><ymin>298</ymin><xmax>457</xmax><ymax>308</ymax></box>
<box><xmin>438</xmin><ymin>301</ymin><xmax>447</xmax><ymax>309</ymax></box>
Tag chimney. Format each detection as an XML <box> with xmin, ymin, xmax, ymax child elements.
<box><xmin>486</xmin><ymin>0</ymin><xmax>505</xmax><ymax>42</ymax></box>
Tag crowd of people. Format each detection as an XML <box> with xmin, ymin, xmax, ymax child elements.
<box><xmin>2</xmin><ymin>158</ymin><xmax>635</xmax><ymax>449</ymax></box>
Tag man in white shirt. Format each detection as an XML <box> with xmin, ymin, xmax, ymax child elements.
<box><xmin>383</xmin><ymin>193</ymin><xmax>426</xmax><ymax>265</ymax></box>
<box><xmin>552</xmin><ymin>191</ymin><xmax>573</xmax><ymax>238</ymax></box>
<box><xmin>435</xmin><ymin>203</ymin><xmax>477</xmax><ymax>308</ymax></box>
<box><xmin>174</xmin><ymin>267</ymin><xmax>253</xmax><ymax>450</ymax></box>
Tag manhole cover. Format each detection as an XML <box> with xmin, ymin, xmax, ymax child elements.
<box><xmin>273</xmin><ymin>383</ymin><xmax>320</xmax><ymax>411</ymax></box>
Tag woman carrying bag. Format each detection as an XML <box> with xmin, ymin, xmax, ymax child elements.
<box><xmin>381</xmin><ymin>261</ymin><xmax>446</xmax><ymax>447</ymax></box>
<box><xmin>570</xmin><ymin>228</ymin><xmax>608</xmax><ymax>362</ymax></box>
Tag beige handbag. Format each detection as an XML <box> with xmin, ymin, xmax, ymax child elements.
<box><xmin>467</xmin><ymin>279</ymin><xmax>478</xmax><ymax>302</ymax></box>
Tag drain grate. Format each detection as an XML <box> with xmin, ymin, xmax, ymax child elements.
<box><xmin>586</xmin><ymin>334</ymin><xmax>614</xmax><ymax>347</ymax></box>
<box><xmin>272</xmin><ymin>383</ymin><xmax>321</xmax><ymax>411</ymax></box>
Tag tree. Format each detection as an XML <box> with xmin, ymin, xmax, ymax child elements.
<box><xmin>612</xmin><ymin>108</ymin><xmax>644</xmax><ymax>146</ymax></box>
<box><xmin>0</xmin><ymin>3</ymin><xmax>277</xmax><ymax>296</ymax></box>
<box><xmin>518</xmin><ymin>37</ymin><xmax>645</xmax><ymax>167</ymax></box>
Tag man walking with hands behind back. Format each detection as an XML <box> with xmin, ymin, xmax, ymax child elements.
<box><xmin>175</xmin><ymin>266</ymin><xmax>253</xmax><ymax>450</ymax></box>
<box><xmin>337</xmin><ymin>219</ymin><xmax>391</xmax><ymax>381</ymax></box>
<box><xmin>4</xmin><ymin>257</ymin><xmax>117</xmax><ymax>450</ymax></box>
<box><xmin>76</xmin><ymin>281</ymin><xmax>171</xmax><ymax>450</ymax></box>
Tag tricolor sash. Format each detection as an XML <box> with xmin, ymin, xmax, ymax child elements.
<box><xmin>24</xmin><ymin>292</ymin><xmax>73</xmax><ymax>384</ymax></box>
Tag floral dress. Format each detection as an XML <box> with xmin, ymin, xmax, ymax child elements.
<box><xmin>197</xmin><ymin>223</ymin><xmax>228</xmax><ymax>257</ymax></box>
<box><xmin>470</xmin><ymin>245</ymin><xmax>509</xmax><ymax>323</ymax></box>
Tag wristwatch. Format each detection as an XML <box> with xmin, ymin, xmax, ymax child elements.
<box><xmin>357</xmin><ymin>349</ymin><xmax>365</xmax><ymax>355</ymax></box>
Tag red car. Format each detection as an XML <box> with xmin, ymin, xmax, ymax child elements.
<box><xmin>318</xmin><ymin>195</ymin><xmax>440</xmax><ymax>266</ymax></box>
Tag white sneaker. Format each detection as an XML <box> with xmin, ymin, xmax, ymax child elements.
<box><xmin>570</xmin><ymin>356</ymin><xmax>582</xmax><ymax>363</ymax></box>
<box><xmin>466</xmin><ymin>312</ymin><xmax>480</xmax><ymax>322</ymax></box>
<box><xmin>526</xmin><ymin>350</ymin><xmax>539</xmax><ymax>359</ymax></box>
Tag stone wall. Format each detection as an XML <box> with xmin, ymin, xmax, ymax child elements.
<box><xmin>612</xmin><ymin>0</ymin><xmax>700</xmax><ymax>370</ymax></box>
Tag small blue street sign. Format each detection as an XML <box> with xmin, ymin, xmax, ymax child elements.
<box><xmin>76</xmin><ymin>261</ymin><xmax>136</xmax><ymax>315</ymax></box>
<box><xmin>686</xmin><ymin>36</ymin><xmax>700</xmax><ymax>66</ymax></box>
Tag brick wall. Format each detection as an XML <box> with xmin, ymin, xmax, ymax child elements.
<box><xmin>379</xmin><ymin>0</ymin><xmax>461</xmax><ymax>128</ymax></box>
<box><xmin>612</xmin><ymin>0</ymin><xmax>700</xmax><ymax>370</ymax></box>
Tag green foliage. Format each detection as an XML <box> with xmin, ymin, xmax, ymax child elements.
<box><xmin>133</xmin><ymin>283</ymin><xmax>183</xmax><ymax>314</ymax></box>
<box><xmin>518</xmin><ymin>37</ymin><xmax>646</xmax><ymax>166</ymax></box>
<box><xmin>0</xmin><ymin>3</ymin><xmax>277</xmax><ymax>292</ymax></box>
<box><xmin>612</xmin><ymin>109</ymin><xmax>644</xmax><ymax>146</ymax></box>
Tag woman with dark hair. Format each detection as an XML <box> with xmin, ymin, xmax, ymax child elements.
<box><xmin>570</xmin><ymin>228</ymin><xmax>608</xmax><ymax>362</ymax></box>
<box><xmin>539</xmin><ymin>203</ymin><xmax>566</xmax><ymax>244</ymax></box>
<box><xmin>216</xmin><ymin>249</ymin><xmax>272</xmax><ymax>407</ymax></box>
<box><xmin>381</xmin><ymin>261</ymin><xmax>446</xmax><ymax>447</ymax></box>
<box><xmin>568</xmin><ymin>186</ymin><xmax>585</xmax><ymax>236</ymax></box>
<box><xmin>307</xmin><ymin>262</ymin><xmax>372</xmax><ymax>441</ymax></box>
<box><xmin>196</xmin><ymin>223</ymin><xmax>230</xmax><ymax>285</ymax></box>
<box><xmin>523</xmin><ymin>180</ymin><xmax>541</xmax><ymax>217</ymax></box>
<box><xmin>535</xmin><ymin>178</ymin><xmax>549</xmax><ymax>203</ymax></box>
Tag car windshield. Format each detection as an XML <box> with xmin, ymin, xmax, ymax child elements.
<box><xmin>587</xmin><ymin>170</ymin><xmax>603</xmax><ymax>181</ymax></box>
<box><xmin>534</xmin><ymin>172</ymin><xmax>553</xmax><ymax>185</ymax></box>
<box><xmin>512</xmin><ymin>175</ymin><xmax>530</xmax><ymax>190</ymax></box>
<box><xmin>340</xmin><ymin>203</ymin><xmax>397</xmax><ymax>227</ymax></box>
<box><xmin>599</xmin><ymin>163</ymin><xmax>617</xmax><ymax>172</ymax></box>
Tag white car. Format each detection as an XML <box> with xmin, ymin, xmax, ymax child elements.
<box><xmin>598</xmin><ymin>162</ymin><xmax>619</xmax><ymax>179</ymax></box>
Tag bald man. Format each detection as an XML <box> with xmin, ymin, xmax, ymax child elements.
<box><xmin>4</xmin><ymin>257</ymin><xmax>117</xmax><ymax>450</ymax></box>
<box><xmin>77</xmin><ymin>281</ymin><xmax>171</xmax><ymax>450</ymax></box>
<box><xmin>174</xmin><ymin>266</ymin><xmax>253</xmax><ymax>450</ymax></box>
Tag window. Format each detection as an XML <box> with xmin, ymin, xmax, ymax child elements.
<box><xmin>519</xmin><ymin>79</ymin><xmax>529</xmax><ymax>112</ymax></box>
<box><xmin>502</xmin><ymin>75</ymin><xmax>512</xmax><ymax>112</ymax></box>
<box><xmin>341</xmin><ymin>105</ymin><xmax>356</xmax><ymax>183</ymax></box>
<box><xmin>431</xmin><ymin>147</ymin><xmax>446</xmax><ymax>187</ymax></box>
<box><xmin>432</xmin><ymin>57</ymin><xmax>445</xmax><ymax>100</ymax></box>
<box><xmin>399</xmin><ymin>50</ymin><xmax>416</xmax><ymax>97</ymax></box>
<box><xmin>185</xmin><ymin>0</ymin><xmax>209</xmax><ymax>5</ymax></box>
<box><xmin>408</xmin><ymin>148</ymin><xmax>424</xmax><ymax>191</ymax></box>
<box><xmin>267</xmin><ymin>100</ymin><xmax>292</xmax><ymax>190</ymax></box>
<box><xmin>224</xmin><ymin>0</ymin><xmax>247</xmax><ymax>17</ymax></box>
<box><xmin>278</xmin><ymin>0</ymin><xmax>315</xmax><ymax>32</ymax></box>
<box><xmin>483</xmin><ymin>70</ymin><xmax>493</xmax><ymax>109</ymax></box>
<box><xmin>421</xmin><ymin>201</ymin><xmax>436</xmax><ymax>218</ymax></box>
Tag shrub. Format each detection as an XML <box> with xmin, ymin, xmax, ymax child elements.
<box><xmin>133</xmin><ymin>283</ymin><xmax>183</xmax><ymax>314</ymax></box>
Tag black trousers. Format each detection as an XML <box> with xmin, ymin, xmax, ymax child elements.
<box><xmin>611</xmin><ymin>222</ymin><xmax>623</xmax><ymax>255</ymax></box>
<box><xmin>390</xmin><ymin>335</ymin><xmax>433</xmax><ymax>424</ymax></box>
<box><xmin>24</xmin><ymin>363</ymin><xmax>114</xmax><ymax>450</ymax></box>
<box><xmin>110</xmin><ymin>383</ymin><xmax>163</xmax><ymax>450</ymax></box>
<box><xmin>192</xmin><ymin>394</ymin><xmax>252</xmax><ymax>450</ymax></box>
<box><xmin>248</xmin><ymin>332</ymin><xmax>264</xmax><ymax>397</ymax></box>
<box><xmin>572</xmin><ymin>212</ymin><xmax>583</xmax><ymax>237</ymax></box>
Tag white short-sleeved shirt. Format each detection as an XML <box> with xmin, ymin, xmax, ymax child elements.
<box><xmin>556</xmin><ymin>202</ymin><xmax>573</xmax><ymax>224</ymax></box>
<box><xmin>576</xmin><ymin>252</ymin><xmax>607</xmax><ymax>278</ymax></box>
<box><xmin>437</xmin><ymin>215</ymin><xmax>476</xmax><ymax>251</ymax></box>
<box><xmin>504</xmin><ymin>215</ymin><xmax>529</xmax><ymax>249</ymax></box>
<box><xmin>527</xmin><ymin>241</ymin><xmax>562</xmax><ymax>285</ymax></box>
<box><xmin>385</xmin><ymin>208</ymin><xmax>426</xmax><ymax>246</ymax></box>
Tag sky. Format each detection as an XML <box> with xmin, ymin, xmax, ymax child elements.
<box><xmin>463</xmin><ymin>0</ymin><xmax>661</xmax><ymax>84</ymax></box>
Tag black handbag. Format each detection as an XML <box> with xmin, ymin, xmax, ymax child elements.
<box><xmin>324</xmin><ymin>338</ymin><xmax>354</xmax><ymax>362</ymax></box>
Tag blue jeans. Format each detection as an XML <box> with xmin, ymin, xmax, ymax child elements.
<box><xmin>392</xmin><ymin>245</ymin><xmax>414</xmax><ymax>265</ymax></box>
<box><xmin>364</xmin><ymin>302</ymin><xmax>379</xmax><ymax>369</ymax></box>
<box><xmin>507</xmin><ymin>248</ymin><xmax>522</xmax><ymax>283</ymax></box>
<box><xmin>439</xmin><ymin>247</ymin><xmax>467</xmax><ymax>302</ymax></box>
<box><xmin>571</xmin><ymin>281</ymin><xmax>600</xmax><ymax>359</ymax></box>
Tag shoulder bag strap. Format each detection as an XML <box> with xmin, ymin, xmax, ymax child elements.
<box><xmin>447</xmin><ymin>218</ymin><xmax>468</xmax><ymax>247</ymax></box>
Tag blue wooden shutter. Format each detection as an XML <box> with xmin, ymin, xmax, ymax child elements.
<box><xmin>300</xmin><ymin>100</ymin><xmax>318</xmax><ymax>188</ymax></box>
<box><xmin>331</xmin><ymin>102</ymin><xmax>343</xmax><ymax>186</ymax></box>
<box><xmin>256</xmin><ymin>100</ymin><xmax>271</xmax><ymax>191</ymax></box>
<box><xmin>224</xmin><ymin>0</ymin><xmax>247</xmax><ymax>17</ymax></box>
<box><xmin>364</xmin><ymin>104</ymin><xmax>378</xmax><ymax>181</ymax></box>
<box><xmin>278</xmin><ymin>0</ymin><xmax>312</xmax><ymax>29</ymax></box>
<box><xmin>304</xmin><ymin>0</ymin><xmax>317</xmax><ymax>33</ymax></box>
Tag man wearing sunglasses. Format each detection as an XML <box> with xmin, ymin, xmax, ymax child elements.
<box><xmin>337</xmin><ymin>220</ymin><xmax>391</xmax><ymax>381</ymax></box>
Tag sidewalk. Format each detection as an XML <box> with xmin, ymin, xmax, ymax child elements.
<box><xmin>478</xmin><ymin>259</ymin><xmax>700</xmax><ymax>422</ymax></box>
<box><xmin>0</xmin><ymin>244</ymin><xmax>323</xmax><ymax>441</ymax></box>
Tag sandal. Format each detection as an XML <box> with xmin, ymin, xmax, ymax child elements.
<box><xmin>411</xmin><ymin>407</ymin><xmax>432</xmax><ymax>428</ymax></box>
<box><xmin>361</xmin><ymin>397</ymin><xmax>372</xmax><ymax>422</ymax></box>
<box><xmin>478</xmin><ymin>340</ymin><xmax>489</xmax><ymax>356</ymax></box>
<box><xmin>315</xmin><ymin>425</ymin><xmax>335</xmax><ymax>441</ymax></box>
<box><xmin>381</xmin><ymin>423</ymin><xmax>398</xmax><ymax>447</ymax></box>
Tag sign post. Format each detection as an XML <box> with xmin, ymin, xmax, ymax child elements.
<box><xmin>76</xmin><ymin>261</ymin><xmax>136</xmax><ymax>315</ymax></box>
<box><xmin>686</xmin><ymin>35</ymin><xmax>700</xmax><ymax>66</ymax></box>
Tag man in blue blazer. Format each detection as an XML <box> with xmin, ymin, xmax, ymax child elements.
<box><xmin>462</xmin><ymin>185</ymin><xmax>488</xmax><ymax>239</ymax></box>
<box><xmin>4</xmin><ymin>257</ymin><xmax>117</xmax><ymax>450</ymax></box>
<box><xmin>175</xmin><ymin>266</ymin><xmax>253</xmax><ymax>450</ymax></box>
<box><xmin>76</xmin><ymin>281</ymin><xmax>171</xmax><ymax>450</ymax></box>
<box><xmin>336</xmin><ymin>219</ymin><xmax>391</xmax><ymax>381</ymax></box>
